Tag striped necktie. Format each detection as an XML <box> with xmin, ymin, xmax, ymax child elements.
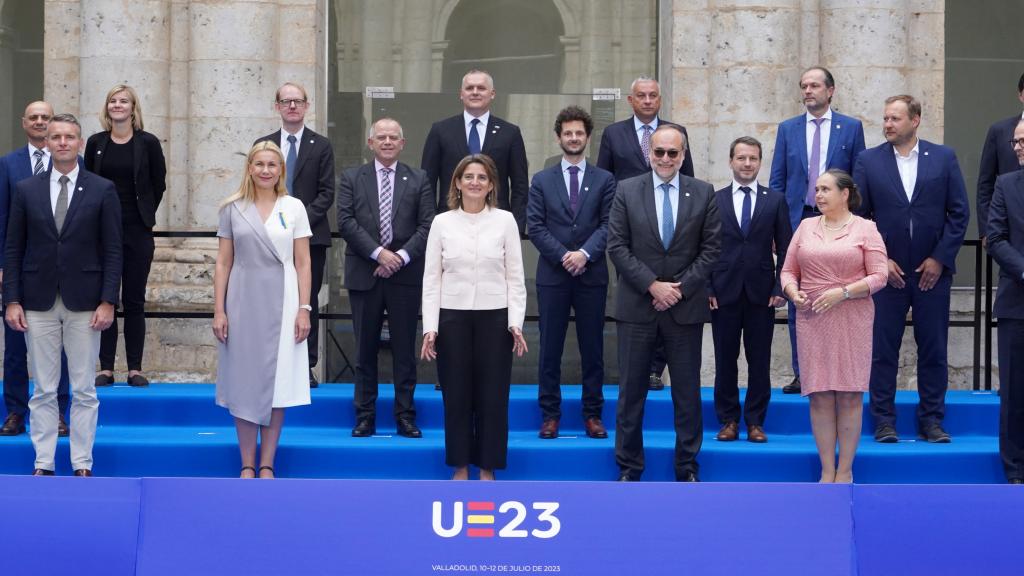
<box><xmin>379</xmin><ymin>167</ymin><xmax>393</xmax><ymax>247</ymax></box>
<box><xmin>33</xmin><ymin>149</ymin><xmax>45</xmax><ymax>175</ymax></box>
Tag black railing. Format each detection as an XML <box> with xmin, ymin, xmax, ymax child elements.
<box><xmin>150</xmin><ymin>231</ymin><xmax>996</xmax><ymax>390</ymax></box>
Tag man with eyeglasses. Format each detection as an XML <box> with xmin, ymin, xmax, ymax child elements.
<box><xmin>977</xmin><ymin>73</ymin><xmax>1024</xmax><ymax>245</ymax></box>
<box><xmin>255</xmin><ymin>82</ymin><xmax>336</xmax><ymax>388</ymax></box>
<box><xmin>986</xmin><ymin>118</ymin><xmax>1024</xmax><ymax>484</ymax></box>
<box><xmin>0</xmin><ymin>101</ymin><xmax>71</xmax><ymax>437</ymax></box>
<box><xmin>607</xmin><ymin>124</ymin><xmax>721</xmax><ymax>482</ymax></box>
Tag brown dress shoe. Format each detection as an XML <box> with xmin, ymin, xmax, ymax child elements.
<box><xmin>716</xmin><ymin>421</ymin><xmax>739</xmax><ymax>441</ymax></box>
<box><xmin>747</xmin><ymin>425</ymin><xmax>768</xmax><ymax>443</ymax></box>
<box><xmin>58</xmin><ymin>415</ymin><xmax>70</xmax><ymax>438</ymax></box>
<box><xmin>1</xmin><ymin>412</ymin><xmax>26</xmax><ymax>436</ymax></box>
<box><xmin>73</xmin><ymin>469</ymin><xmax>93</xmax><ymax>477</ymax></box>
<box><xmin>539</xmin><ymin>419</ymin><xmax>559</xmax><ymax>439</ymax></box>
<box><xmin>584</xmin><ymin>417</ymin><xmax>608</xmax><ymax>439</ymax></box>
<box><xmin>32</xmin><ymin>468</ymin><xmax>55</xmax><ymax>476</ymax></box>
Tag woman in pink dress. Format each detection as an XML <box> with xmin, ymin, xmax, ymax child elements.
<box><xmin>780</xmin><ymin>169</ymin><xmax>888</xmax><ymax>483</ymax></box>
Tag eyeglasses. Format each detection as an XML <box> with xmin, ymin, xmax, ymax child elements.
<box><xmin>277</xmin><ymin>99</ymin><xmax>307</xmax><ymax>107</ymax></box>
<box><xmin>1011</xmin><ymin>139</ymin><xmax>1024</xmax><ymax>148</ymax></box>
<box><xmin>652</xmin><ymin>148</ymin><xmax>681</xmax><ymax>159</ymax></box>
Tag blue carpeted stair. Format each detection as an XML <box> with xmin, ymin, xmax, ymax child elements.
<box><xmin>0</xmin><ymin>383</ymin><xmax>1003</xmax><ymax>482</ymax></box>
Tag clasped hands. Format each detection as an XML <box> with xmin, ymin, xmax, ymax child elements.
<box><xmin>561</xmin><ymin>251</ymin><xmax>587</xmax><ymax>277</ymax></box>
<box><xmin>373</xmin><ymin>249</ymin><xmax>405</xmax><ymax>278</ymax></box>
<box><xmin>649</xmin><ymin>280</ymin><xmax>682</xmax><ymax>312</ymax></box>
<box><xmin>787</xmin><ymin>286</ymin><xmax>845</xmax><ymax>314</ymax></box>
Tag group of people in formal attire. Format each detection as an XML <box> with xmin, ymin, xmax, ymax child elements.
<box><xmin>5</xmin><ymin>66</ymin><xmax>1024</xmax><ymax>485</ymax></box>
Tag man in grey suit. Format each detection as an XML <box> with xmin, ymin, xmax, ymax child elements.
<box><xmin>337</xmin><ymin>118</ymin><xmax>435</xmax><ymax>438</ymax></box>
<box><xmin>608</xmin><ymin>124</ymin><xmax>721</xmax><ymax>482</ymax></box>
<box><xmin>986</xmin><ymin>118</ymin><xmax>1024</xmax><ymax>483</ymax></box>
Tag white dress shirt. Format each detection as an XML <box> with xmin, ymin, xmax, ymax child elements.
<box><xmin>280</xmin><ymin>125</ymin><xmax>305</xmax><ymax>159</ymax></box>
<box><xmin>633</xmin><ymin>116</ymin><xmax>660</xmax><ymax>146</ymax></box>
<box><xmin>652</xmin><ymin>172</ymin><xmax>680</xmax><ymax>231</ymax></box>
<box><xmin>464</xmin><ymin>110</ymin><xmax>490</xmax><ymax>149</ymax></box>
<box><xmin>370</xmin><ymin>159</ymin><xmax>410</xmax><ymax>265</ymax></box>
<box><xmin>49</xmin><ymin>165</ymin><xmax>79</xmax><ymax>214</ymax></box>
<box><xmin>805</xmin><ymin>108</ymin><xmax>833</xmax><ymax>176</ymax></box>
<box><xmin>731</xmin><ymin>180</ymin><xmax>758</xmax><ymax>226</ymax></box>
<box><xmin>894</xmin><ymin>139</ymin><xmax>920</xmax><ymax>202</ymax></box>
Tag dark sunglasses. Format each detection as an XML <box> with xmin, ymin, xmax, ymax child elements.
<box><xmin>653</xmin><ymin>148</ymin><xmax>681</xmax><ymax>159</ymax></box>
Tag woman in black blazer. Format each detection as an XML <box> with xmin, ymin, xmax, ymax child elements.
<box><xmin>86</xmin><ymin>84</ymin><xmax>167</xmax><ymax>387</ymax></box>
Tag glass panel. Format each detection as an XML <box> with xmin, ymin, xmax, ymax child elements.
<box><xmin>0</xmin><ymin>1</ymin><xmax>44</xmax><ymax>152</ymax></box>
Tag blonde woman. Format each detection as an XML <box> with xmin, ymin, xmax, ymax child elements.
<box><xmin>213</xmin><ymin>141</ymin><xmax>312</xmax><ymax>478</ymax></box>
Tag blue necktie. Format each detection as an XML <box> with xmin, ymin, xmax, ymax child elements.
<box><xmin>286</xmin><ymin>134</ymin><xmax>297</xmax><ymax>196</ymax></box>
<box><xmin>468</xmin><ymin>118</ymin><xmax>481</xmax><ymax>155</ymax></box>
<box><xmin>740</xmin><ymin>186</ymin><xmax>752</xmax><ymax>236</ymax></box>
<box><xmin>660</xmin><ymin>183</ymin><xmax>674</xmax><ymax>249</ymax></box>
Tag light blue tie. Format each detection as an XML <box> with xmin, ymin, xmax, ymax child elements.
<box><xmin>660</xmin><ymin>183</ymin><xmax>674</xmax><ymax>249</ymax></box>
<box><xmin>286</xmin><ymin>134</ymin><xmax>297</xmax><ymax>196</ymax></box>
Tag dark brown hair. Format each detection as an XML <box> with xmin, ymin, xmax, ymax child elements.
<box><xmin>824</xmin><ymin>169</ymin><xmax>861</xmax><ymax>211</ymax></box>
<box><xmin>447</xmin><ymin>154</ymin><xmax>499</xmax><ymax>211</ymax></box>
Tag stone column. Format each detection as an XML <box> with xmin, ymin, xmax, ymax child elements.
<box><xmin>360</xmin><ymin>0</ymin><xmax>392</xmax><ymax>87</ymax></box>
<box><xmin>43</xmin><ymin>0</ymin><xmax>83</xmax><ymax>116</ymax></box>
<box><xmin>400</xmin><ymin>0</ymin><xmax>432</xmax><ymax>91</ymax></box>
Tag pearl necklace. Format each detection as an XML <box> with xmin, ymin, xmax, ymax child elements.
<box><xmin>822</xmin><ymin>214</ymin><xmax>853</xmax><ymax>231</ymax></box>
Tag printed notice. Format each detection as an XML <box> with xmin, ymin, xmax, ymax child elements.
<box><xmin>592</xmin><ymin>88</ymin><xmax>620</xmax><ymax>101</ymax></box>
<box><xmin>366</xmin><ymin>86</ymin><xmax>396</xmax><ymax>99</ymax></box>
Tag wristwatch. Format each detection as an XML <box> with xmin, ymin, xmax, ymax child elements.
<box><xmin>842</xmin><ymin>286</ymin><xmax>850</xmax><ymax>300</ymax></box>
<box><xmin>299</xmin><ymin>304</ymin><xmax>313</xmax><ymax>311</ymax></box>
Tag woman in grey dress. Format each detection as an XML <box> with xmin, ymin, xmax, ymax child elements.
<box><xmin>213</xmin><ymin>141</ymin><xmax>313</xmax><ymax>479</ymax></box>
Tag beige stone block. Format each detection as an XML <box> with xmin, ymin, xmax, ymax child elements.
<box><xmin>188</xmin><ymin>60</ymin><xmax>276</xmax><ymax>118</ymax></box>
<box><xmin>673</xmin><ymin>0</ymin><xmax>709</xmax><ymax>12</ymax></box>
<box><xmin>673</xmin><ymin>68</ymin><xmax>710</xmax><ymax>124</ymax></box>
<box><xmin>78</xmin><ymin>58</ymin><xmax>171</xmax><ymax>119</ymax></box>
<box><xmin>683</xmin><ymin>123</ymin><xmax>711</xmax><ymax>178</ymax></box>
<box><xmin>672</xmin><ymin>11</ymin><xmax>711</xmax><ymax>68</ymax></box>
<box><xmin>821</xmin><ymin>0</ymin><xmax>905</xmax><ymax>9</ymax></box>
<box><xmin>709</xmin><ymin>66</ymin><xmax>790</xmax><ymax>124</ymax></box>
<box><xmin>710</xmin><ymin>0</ymin><xmax>800</xmax><ymax>7</ymax></box>
<box><xmin>190</xmin><ymin>174</ymin><xmax>238</xmax><ymax>228</ymax></box>
<box><xmin>907</xmin><ymin>0</ymin><xmax>943</xmax><ymax>12</ymax></box>
<box><xmin>797</xmin><ymin>7</ymin><xmax>819</xmax><ymax>67</ymax></box>
<box><xmin>189</xmin><ymin>1</ymin><xmax>277</xmax><ymax>61</ymax></box>
<box><xmin>821</xmin><ymin>8</ymin><xmax>907</xmax><ymax>68</ymax></box>
<box><xmin>44</xmin><ymin>1</ymin><xmax>82</xmax><ymax>60</ymax></box>
<box><xmin>710</xmin><ymin>9</ymin><xmax>801</xmax><ymax>67</ymax></box>
<box><xmin>44</xmin><ymin>59</ymin><xmax>81</xmax><ymax>116</ymax></box>
<box><xmin>832</xmin><ymin>67</ymin><xmax>908</xmax><ymax>136</ymax></box>
<box><xmin>79</xmin><ymin>0</ymin><xmax>170</xmax><ymax>60</ymax></box>
<box><xmin>277</xmin><ymin>5</ymin><xmax>318</xmax><ymax>64</ymax></box>
<box><xmin>907</xmin><ymin>11</ymin><xmax>943</xmax><ymax>70</ymax></box>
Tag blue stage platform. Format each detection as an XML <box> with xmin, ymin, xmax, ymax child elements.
<box><xmin>0</xmin><ymin>383</ymin><xmax>1003</xmax><ymax>483</ymax></box>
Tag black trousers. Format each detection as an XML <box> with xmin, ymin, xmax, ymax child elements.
<box><xmin>711</xmin><ymin>295</ymin><xmax>774</xmax><ymax>427</ymax></box>
<box><xmin>349</xmin><ymin>281</ymin><xmax>420</xmax><ymax>422</ymax></box>
<box><xmin>100</xmin><ymin>223</ymin><xmax>154</xmax><ymax>371</ymax></box>
<box><xmin>307</xmin><ymin>245</ymin><xmax>327</xmax><ymax>368</ymax></box>
<box><xmin>999</xmin><ymin>318</ymin><xmax>1024</xmax><ymax>481</ymax></box>
<box><xmin>615</xmin><ymin>316</ymin><xmax>703</xmax><ymax>480</ymax></box>
<box><xmin>437</xmin><ymin>308</ymin><xmax>512</xmax><ymax>470</ymax></box>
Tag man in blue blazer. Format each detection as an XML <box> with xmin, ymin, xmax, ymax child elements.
<box><xmin>709</xmin><ymin>137</ymin><xmax>792</xmax><ymax>443</ymax></box>
<box><xmin>528</xmin><ymin>106</ymin><xmax>616</xmax><ymax>440</ymax></box>
<box><xmin>4</xmin><ymin>113</ymin><xmax>122</xmax><ymax>476</ymax></box>
<box><xmin>770</xmin><ymin>67</ymin><xmax>866</xmax><ymax>394</ymax></box>
<box><xmin>0</xmin><ymin>101</ymin><xmax>70</xmax><ymax>437</ymax></box>
<box><xmin>854</xmin><ymin>95</ymin><xmax>969</xmax><ymax>444</ymax></box>
<box><xmin>986</xmin><ymin>119</ymin><xmax>1024</xmax><ymax>483</ymax></box>
<box><xmin>977</xmin><ymin>73</ymin><xmax>1024</xmax><ymax>241</ymax></box>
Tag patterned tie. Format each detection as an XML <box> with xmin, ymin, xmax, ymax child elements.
<box><xmin>32</xmin><ymin>149</ymin><xmax>45</xmax><ymax>175</ymax></box>
<box><xmin>286</xmin><ymin>134</ymin><xmax>297</xmax><ymax>196</ymax></box>
<box><xmin>641</xmin><ymin>124</ymin><xmax>653</xmax><ymax>167</ymax></box>
<box><xmin>568</xmin><ymin>165</ymin><xmax>580</xmax><ymax>215</ymax></box>
<box><xmin>740</xmin><ymin>186</ymin><xmax>752</xmax><ymax>236</ymax></box>
<box><xmin>55</xmin><ymin>175</ymin><xmax>69</xmax><ymax>232</ymax></box>
<box><xmin>468</xmin><ymin>118</ymin><xmax>481</xmax><ymax>155</ymax></box>
<box><xmin>660</xmin><ymin>182</ymin><xmax>674</xmax><ymax>249</ymax></box>
<box><xmin>379</xmin><ymin>167</ymin><xmax>393</xmax><ymax>247</ymax></box>
<box><xmin>806</xmin><ymin>118</ymin><xmax>824</xmax><ymax>206</ymax></box>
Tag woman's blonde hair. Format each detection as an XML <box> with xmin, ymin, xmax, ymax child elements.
<box><xmin>446</xmin><ymin>154</ymin><xmax>499</xmax><ymax>210</ymax></box>
<box><xmin>220</xmin><ymin>141</ymin><xmax>288</xmax><ymax>207</ymax></box>
<box><xmin>100</xmin><ymin>84</ymin><xmax>144</xmax><ymax>131</ymax></box>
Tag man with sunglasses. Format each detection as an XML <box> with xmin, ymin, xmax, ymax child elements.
<box><xmin>255</xmin><ymin>82</ymin><xmax>336</xmax><ymax>388</ymax></box>
<box><xmin>608</xmin><ymin>125</ymin><xmax>721</xmax><ymax>482</ymax></box>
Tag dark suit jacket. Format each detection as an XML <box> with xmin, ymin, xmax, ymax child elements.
<box><xmin>977</xmin><ymin>114</ymin><xmax>1023</xmax><ymax>238</ymax></box>
<box><xmin>527</xmin><ymin>162</ymin><xmax>616</xmax><ymax>287</ymax></box>
<box><xmin>607</xmin><ymin>173</ymin><xmax>721</xmax><ymax>325</ymax></box>
<box><xmin>708</xmin><ymin>183</ymin><xmax>792</xmax><ymax>306</ymax></box>
<box><xmin>854</xmin><ymin>140</ymin><xmax>970</xmax><ymax>276</ymax></box>
<box><xmin>337</xmin><ymin>160</ymin><xmax>435</xmax><ymax>290</ymax></box>
<box><xmin>769</xmin><ymin>111</ymin><xmax>866</xmax><ymax>231</ymax></box>
<box><xmin>596</xmin><ymin>117</ymin><xmax>694</xmax><ymax>181</ymax></box>
<box><xmin>3</xmin><ymin>170</ymin><xmax>122</xmax><ymax>311</ymax></box>
<box><xmin>988</xmin><ymin>171</ymin><xmax>1024</xmax><ymax>319</ymax></box>
<box><xmin>420</xmin><ymin>113</ymin><xmax>529</xmax><ymax>234</ymax></box>
<box><xmin>84</xmin><ymin>130</ymin><xmax>167</xmax><ymax>228</ymax></box>
<box><xmin>255</xmin><ymin>128</ymin><xmax>336</xmax><ymax>247</ymax></box>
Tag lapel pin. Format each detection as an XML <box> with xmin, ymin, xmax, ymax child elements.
<box><xmin>836</xmin><ymin>124</ymin><xmax>841</xmax><ymax>129</ymax></box>
<box><xmin>584</xmin><ymin>187</ymin><xmax>589</xmax><ymax>191</ymax></box>
<box><xmin>78</xmin><ymin>187</ymin><xmax>83</xmax><ymax>191</ymax></box>
<box><xmin>761</xmin><ymin>190</ymin><xmax>767</xmax><ymax>195</ymax></box>
<box><xmin>402</xmin><ymin>176</ymin><xmax>407</xmax><ymax>181</ymax></box>
<box><xmin>924</xmin><ymin>151</ymin><xmax>929</xmax><ymax>156</ymax></box>
<box><xmin>96</xmin><ymin>150</ymin><xmax>102</xmax><ymax>154</ymax></box>
<box><xmin>309</xmin><ymin>139</ymin><xmax>314</xmax><ymax>144</ymax></box>
<box><xmin>685</xmin><ymin>192</ymin><xmax>690</xmax><ymax>197</ymax></box>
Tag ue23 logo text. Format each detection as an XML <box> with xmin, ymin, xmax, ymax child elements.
<box><xmin>432</xmin><ymin>501</ymin><xmax>561</xmax><ymax>539</ymax></box>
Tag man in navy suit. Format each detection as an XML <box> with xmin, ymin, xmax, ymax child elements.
<box><xmin>986</xmin><ymin>118</ymin><xmax>1024</xmax><ymax>483</ymax></box>
<box><xmin>421</xmin><ymin>70</ymin><xmax>528</xmax><ymax>235</ymax></box>
<box><xmin>528</xmin><ymin>106</ymin><xmax>616</xmax><ymax>440</ymax></box>
<box><xmin>4</xmin><ymin>114</ymin><xmax>122</xmax><ymax>476</ymax></box>
<box><xmin>337</xmin><ymin>118</ymin><xmax>435</xmax><ymax>438</ymax></box>
<box><xmin>597</xmin><ymin>76</ymin><xmax>694</xmax><ymax>391</ymax></box>
<box><xmin>977</xmin><ymin>73</ymin><xmax>1024</xmax><ymax>243</ymax></box>
<box><xmin>709</xmin><ymin>137</ymin><xmax>792</xmax><ymax>443</ymax></box>
<box><xmin>0</xmin><ymin>101</ymin><xmax>70</xmax><ymax>437</ymax></box>
<box><xmin>854</xmin><ymin>95</ymin><xmax>969</xmax><ymax>444</ymax></box>
<box><xmin>770</xmin><ymin>67</ymin><xmax>866</xmax><ymax>394</ymax></box>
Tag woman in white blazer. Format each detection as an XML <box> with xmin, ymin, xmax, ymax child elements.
<box><xmin>421</xmin><ymin>154</ymin><xmax>528</xmax><ymax>480</ymax></box>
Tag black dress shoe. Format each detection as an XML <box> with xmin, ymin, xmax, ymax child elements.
<box><xmin>309</xmin><ymin>369</ymin><xmax>319</xmax><ymax>389</ymax></box>
<box><xmin>782</xmin><ymin>376</ymin><xmax>801</xmax><ymax>394</ymax></box>
<box><xmin>58</xmin><ymin>415</ymin><xmax>69</xmax><ymax>438</ymax></box>
<box><xmin>677</xmin><ymin>471</ymin><xmax>700</xmax><ymax>482</ymax></box>
<box><xmin>918</xmin><ymin>424</ymin><xmax>951</xmax><ymax>443</ymax></box>
<box><xmin>874</xmin><ymin>424</ymin><xmax>898</xmax><ymax>443</ymax></box>
<box><xmin>352</xmin><ymin>419</ymin><xmax>375</xmax><ymax>437</ymax></box>
<box><xmin>0</xmin><ymin>412</ymin><xmax>26</xmax><ymax>436</ymax></box>
<box><xmin>1010</xmin><ymin>478</ymin><xmax>1024</xmax><ymax>485</ymax></box>
<box><xmin>127</xmin><ymin>374</ymin><xmax>149</xmax><ymax>387</ymax></box>
<box><xmin>73</xmin><ymin>469</ymin><xmax>93</xmax><ymax>477</ymax></box>
<box><xmin>396</xmin><ymin>417</ymin><xmax>422</xmax><ymax>438</ymax></box>
<box><xmin>32</xmin><ymin>468</ymin><xmax>55</xmax><ymax>476</ymax></box>
<box><xmin>648</xmin><ymin>373</ymin><xmax>665</xmax><ymax>391</ymax></box>
<box><xmin>434</xmin><ymin>383</ymin><xmax>442</xmax><ymax>391</ymax></box>
<box><xmin>95</xmin><ymin>374</ymin><xmax>115</xmax><ymax>387</ymax></box>
<box><xmin>617</xmin><ymin>472</ymin><xmax>635</xmax><ymax>482</ymax></box>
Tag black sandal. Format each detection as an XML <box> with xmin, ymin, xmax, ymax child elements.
<box><xmin>240</xmin><ymin>466</ymin><xmax>256</xmax><ymax>478</ymax></box>
<box><xmin>258</xmin><ymin>466</ymin><xmax>274</xmax><ymax>478</ymax></box>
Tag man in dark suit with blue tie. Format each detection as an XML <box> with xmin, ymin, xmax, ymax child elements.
<box><xmin>528</xmin><ymin>106</ymin><xmax>617</xmax><ymax>440</ymax></box>
<box><xmin>597</xmin><ymin>76</ymin><xmax>694</xmax><ymax>391</ymax></box>
<box><xmin>854</xmin><ymin>95</ymin><xmax>969</xmax><ymax>444</ymax></box>
<box><xmin>608</xmin><ymin>125</ymin><xmax>721</xmax><ymax>482</ymax></box>
<box><xmin>0</xmin><ymin>101</ymin><xmax>70</xmax><ymax>437</ymax></box>
<box><xmin>986</xmin><ymin>118</ymin><xmax>1024</xmax><ymax>483</ymax></box>
<box><xmin>337</xmin><ymin>118</ymin><xmax>435</xmax><ymax>438</ymax></box>
<box><xmin>421</xmin><ymin>70</ymin><xmax>529</xmax><ymax>235</ymax></box>
<box><xmin>977</xmin><ymin>73</ymin><xmax>1024</xmax><ymax>243</ymax></box>
<box><xmin>770</xmin><ymin>66</ymin><xmax>866</xmax><ymax>394</ymax></box>
<box><xmin>4</xmin><ymin>113</ymin><xmax>122</xmax><ymax>476</ymax></box>
<box><xmin>709</xmin><ymin>137</ymin><xmax>792</xmax><ymax>443</ymax></box>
